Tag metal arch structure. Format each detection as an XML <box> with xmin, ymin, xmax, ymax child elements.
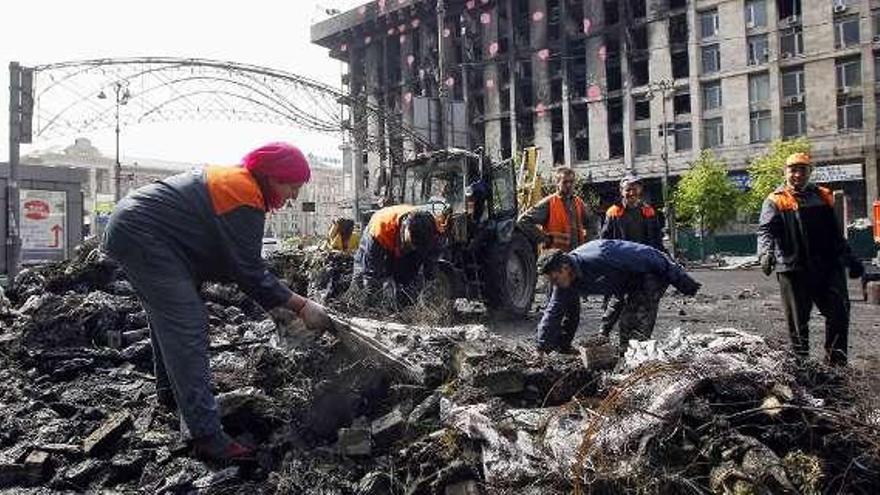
<box><xmin>5</xmin><ymin>57</ymin><xmax>436</xmax><ymax>284</ymax></box>
<box><xmin>28</xmin><ymin>57</ymin><xmax>433</xmax><ymax>152</ymax></box>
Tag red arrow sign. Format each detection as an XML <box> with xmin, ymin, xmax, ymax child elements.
<box><xmin>50</xmin><ymin>224</ymin><xmax>63</xmax><ymax>248</ymax></box>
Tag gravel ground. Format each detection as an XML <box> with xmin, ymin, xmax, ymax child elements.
<box><xmin>490</xmin><ymin>267</ymin><xmax>880</xmax><ymax>377</ymax></box>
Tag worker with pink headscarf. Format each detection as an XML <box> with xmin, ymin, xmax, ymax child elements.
<box><xmin>103</xmin><ymin>142</ymin><xmax>331</xmax><ymax>462</ymax></box>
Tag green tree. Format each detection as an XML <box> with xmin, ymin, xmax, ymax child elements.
<box><xmin>673</xmin><ymin>150</ymin><xmax>741</xmax><ymax>259</ymax></box>
<box><xmin>743</xmin><ymin>138</ymin><xmax>811</xmax><ymax>214</ymax></box>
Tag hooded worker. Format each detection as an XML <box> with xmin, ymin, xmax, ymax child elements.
<box><xmin>102</xmin><ymin>142</ymin><xmax>331</xmax><ymax>462</ymax></box>
<box><xmin>352</xmin><ymin>204</ymin><xmax>439</xmax><ymax>305</ymax></box>
<box><xmin>757</xmin><ymin>152</ymin><xmax>863</xmax><ymax>365</ymax></box>
<box><xmin>599</xmin><ymin>175</ymin><xmax>665</xmax><ymax>337</ymax></box>
<box><xmin>535</xmin><ymin>240</ymin><xmax>700</xmax><ymax>355</ymax></box>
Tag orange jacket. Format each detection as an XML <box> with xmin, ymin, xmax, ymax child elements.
<box><xmin>606</xmin><ymin>204</ymin><xmax>656</xmax><ymax>219</ymax></box>
<box><xmin>546</xmin><ymin>194</ymin><xmax>587</xmax><ymax>250</ymax></box>
<box><xmin>205</xmin><ymin>166</ymin><xmax>266</xmax><ymax>215</ymax></box>
<box><xmin>368</xmin><ymin>204</ymin><xmax>417</xmax><ymax>257</ymax></box>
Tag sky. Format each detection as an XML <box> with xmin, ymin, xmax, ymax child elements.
<box><xmin>0</xmin><ymin>0</ymin><xmax>364</xmax><ymax>165</ymax></box>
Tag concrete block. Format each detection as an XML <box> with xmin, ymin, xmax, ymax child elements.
<box><xmin>408</xmin><ymin>391</ymin><xmax>441</xmax><ymax>425</ymax></box>
<box><xmin>470</xmin><ymin>368</ymin><xmax>525</xmax><ymax>396</ymax></box>
<box><xmin>337</xmin><ymin>427</ymin><xmax>371</xmax><ymax>457</ymax></box>
<box><xmin>371</xmin><ymin>408</ymin><xmax>406</xmax><ymax>448</ymax></box>
<box><xmin>82</xmin><ymin>412</ymin><xmax>132</xmax><ymax>456</ymax></box>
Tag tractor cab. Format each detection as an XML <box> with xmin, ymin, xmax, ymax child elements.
<box><xmin>394</xmin><ymin>148</ymin><xmax>536</xmax><ymax>317</ymax></box>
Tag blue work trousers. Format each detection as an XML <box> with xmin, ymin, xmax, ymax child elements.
<box><xmin>103</xmin><ymin>208</ymin><xmax>221</xmax><ymax>439</ymax></box>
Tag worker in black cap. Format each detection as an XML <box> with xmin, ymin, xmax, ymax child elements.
<box><xmin>599</xmin><ymin>175</ymin><xmax>665</xmax><ymax>337</ymax></box>
<box><xmin>535</xmin><ymin>240</ymin><xmax>700</xmax><ymax>355</ymax></box>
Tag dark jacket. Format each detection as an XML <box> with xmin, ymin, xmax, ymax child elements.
<box><xmin>536</xmin><ymin>240</ymin><xmax>699</xmax><ymax>338</ymax></box>
<box><xmin>757</xmin><ymin>184</ymin><xmax>848</xmax><ymax>273</ymax></box>
<box><xmin>104</xmin><ymin>167</ymin><xmax>292</xmax><ymax>310</ymax></box>
<box><xmin>600</xmin><ymin>202</ymin><xmax>664</xmax><ymax>251</ymax></box>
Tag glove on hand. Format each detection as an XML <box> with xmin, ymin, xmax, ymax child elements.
<box><xmin>848</xmin><ymin>258</ymin><xmax>865</xmax><ymax>279</ymax></box>
<box><xmin>673</xmin><ymin>274</ymin><xmax>701</xmax><ymax>297</ymax></box>
<box><xmin>298</xmin><ymin>300</ymin><xmax>333</xmax><ymax>332</ymax></box>
<box><xmin>760</xmin><ymin>253</ymin><xmax>776</xmax><ymax>276</ymax></box>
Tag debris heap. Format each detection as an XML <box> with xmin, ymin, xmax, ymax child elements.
<box><xmin>0</xmin><ymin>240</ymin><xmax>877</xmax><ymax>494</ymax></box>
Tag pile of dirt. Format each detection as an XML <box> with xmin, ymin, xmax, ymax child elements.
<box><xmin>1</xmin><ymin>240</ymin><xmax>878</xmax><ymax>494</ymax></box>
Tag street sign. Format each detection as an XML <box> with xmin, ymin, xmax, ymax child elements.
<box><xmin>812</xmin><ymin>163</ymin><xmax>863</xmax><ymax>183</ymax></box>
<box><xmin>19</xmin><ymin>189</ymin><xmax>68</xmax><ymax>264</ymax></box>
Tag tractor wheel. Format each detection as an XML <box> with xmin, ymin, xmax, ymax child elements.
<box><xmin>485</xmin><ymin>231</ymin><xmax>537</xmax><ymax>318</ymax></box>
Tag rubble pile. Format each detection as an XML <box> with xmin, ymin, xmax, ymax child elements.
<box><xmin>442</xmin><ymin>329</ymin><xmax>880</xmax><ymax>494</ymax></box>
<box><xmin>1</xmin><ymin>241</ymin><xmax>878</xmax><ymax>494</ymax></box>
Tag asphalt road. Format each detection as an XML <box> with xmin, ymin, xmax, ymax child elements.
<box><xmin>489</xmin><ymin>268</ymin><xmax>879</xmax><ymax>375</ymax></box>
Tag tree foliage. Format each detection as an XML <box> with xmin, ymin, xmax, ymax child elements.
<box><xmin>673</xmin><ymin>150</ymin><xmax>741</xmax><ymax>236</ymax></box>
<box><xmin>743</xmin><ymin>138</ymin><xmax>811</xmax><ymax>214</ymax></box>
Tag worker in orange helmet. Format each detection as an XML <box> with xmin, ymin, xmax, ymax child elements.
<box><xmin>757</xmin><ymin>152</ymin><xmax>863</xmax><ymax>365</ymax></box>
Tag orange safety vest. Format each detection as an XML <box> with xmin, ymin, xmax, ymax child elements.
<box><xmin>546</xmin><ymin>194</ymin><xmax>587</xmax><ymax>250</ymax></box>
<box><xmin>205</xmin><ymin>166</ymin><xmax>266</xmax><ymax>215</ymax></box>
<box><xmin>768</xmin><ymin>186</ymin><xmax>833</xmax><ymax>212</ymax></box>
<box><xmin>606</xmin><ymin>204</ymin><xmax>656</xmax><ymax>219</ymax></box>
<box><xmin>368</xmin><ymin>204</ymin><xmax>417</xmax><ymax>257</ymax></box>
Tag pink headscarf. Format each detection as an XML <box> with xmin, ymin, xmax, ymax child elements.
<box><xmin>242</xmin><ymin>142</ymin><xmax>311</xmax><ymax>184</ymax></box>
<box><xmin>242</xmin><ymin>142</ymin><xmax>311</xmax><ymax>210</ymax></box>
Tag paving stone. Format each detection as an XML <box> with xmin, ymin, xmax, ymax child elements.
<box><xmin>337</xmin><ymin>427</ymin><xmax>371</xmax><ymax>457</ymax></box>
<box><xmin>82</xmin><ymin>412</ymin><xmax>132</xmax><ymax>456</ymax></box>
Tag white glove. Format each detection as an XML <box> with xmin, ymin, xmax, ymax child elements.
<box><xmin>298</xmin><ymin>300</ymin><xmax>333</xmax><ymax>332</ymax></box>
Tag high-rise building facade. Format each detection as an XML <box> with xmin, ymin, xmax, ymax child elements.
<box><xmin>313</xmin><ymin>0</ymin><xmax>879</xmax><ymax>216</ymax></box>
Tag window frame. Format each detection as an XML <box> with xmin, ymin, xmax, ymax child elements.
<box><xmin>834</xmin><ymin>15</ymin><xmax>860</xmax><ymax>49</ymax></box>
<box><xmin>749</xmin><ymin>72</ymin><xmax>771</xmax><ymax>104</ymax></box>
<box><xmin>701</xmin><ymin>44</ymin><xmax>721</xmax><ymax>74</ymax></box>
<box><xmin>745</xmin><ymin>0</ymin><xmax>768</xmax><ymax>28</ymax></box>
<box><xmin>835</xmin><ymin>57</ymin><xmax>862</xmax><ymax>89</ymax></box>
<box><xmin>781</xmin><ymin>67</ymin><xmax>806</xmax><ymax>98</ymax></box>
<box><xmin>700</xmin><ymin>9</ymin><xmax>720</xmax><ymax>39</ymax></box>
<box><xmin>749</xmin><ymin>110</ymin><xmax>772</xmax><ymax>142</ymax></box>
<box><xmin>634</xmin><ymin>128</ymin><xmax>652</xmax><ymax>156</ymax></box>
<box><xmin>747</xmin><ymin>34</ymin><xmax>770</xmax><ymax>65</ymax></box>
<box><xmin>837</xmin><ymin>95</ymin><xmax>863</xmax><ymax>131</ymax></box>
<box><xmin>702</xmin><ymin>80</ymin><xmax>723</xmax><ymax>111</ymax></box>
<box><xmin>782</xmin><ymin>105</ymin><xmax>807</xmax><ymax>138</ymax></box>
<box><xmin>702</xmin><ymin>117</ymin><xmax>724</xmax><ymax>148</ymax></box>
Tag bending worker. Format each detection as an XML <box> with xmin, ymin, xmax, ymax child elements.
<box><xmin>757</xmin><ymin>152</ymin><xmax>863</xmax><ymax>366</ymax></box>
<box><xmin>535</xmin><ymin>240</ymin><xmax>701</xmax><ymax>354</ymax></box>
<box><xmin>352</xmin><ymin>204</ymin><xmax>439</xmax><ymax>305</ymax></box>
<box><xmin>326</xmin><ymin>217</ymin><xmax>359</xmax><ymax>254</ymax></box>
<box><xmin>519</xmin><ymin>167</ymin><xmax>592</xmax><ymax>251</ymax></box>
<box><xmin>599</xmin><ymin>175</ymin><xmax>665</xmax><ymax>337</ymax></box>
<box><xmin>103</xmin><ymin>142</ymin><xmax>331</xmax><ymax>462</ymax></box>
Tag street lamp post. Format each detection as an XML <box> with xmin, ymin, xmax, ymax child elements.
<box><xmin>98</xmin><ymin>82</ymin><xmax>131</xmax><ymax>202</ymax></box>
<box><xmin>647</xmin><ymin>79</ymin><xmax>677</xmax><ymax>256</ymax></box>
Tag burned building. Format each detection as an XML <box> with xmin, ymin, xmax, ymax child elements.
<box><xmin>312</xmin><ymin>0</ymin><xmax>880</xmax><ymax>216</ymax></box>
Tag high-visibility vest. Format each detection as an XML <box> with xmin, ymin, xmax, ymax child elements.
<box><xmin>546</xmin><ymin>194</ymin><xmax>587</xmax><ymax>250</ymax></box>
<box><xmin>768</xmin><ymin>186</ymin><xmax>833</xmax><ymax>212</ymax></box>
<box><xmin>606</xmin><ymin>203</ymin><xmax>656</xmax><ymax>219</ymax></box>
<box><xmin>205</xmin><ymin>166</ymin><xmax>266</xmax><ymax>215</ymax></box>
<box><xmin>368</xmin><ymin>204</ymin><xmax>417</xmax><ymax>257</ymax></box>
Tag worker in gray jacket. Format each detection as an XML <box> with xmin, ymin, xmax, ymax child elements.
<box><xmin>103</xmin><ymin>142</ymin><xmax>331</xmax><ymax>462</ymax></box>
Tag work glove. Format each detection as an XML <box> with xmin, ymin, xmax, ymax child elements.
<box><xmin>672</xmin><ymin>274</ymin><xmax>701</xmax><ymax>297</ymax></box>
<box><xmin>847</xmin><ymin>257</ymin><xmax>865</xmax><ymax>279</ymax></box>
<box><xmin>760</xmin><ymin>253</ymin><xmax>776</xmax><ymax>276</ymax></box>
<box><xmin>298</xmin><ymin>300</ymin><xmax>333</xmax><ymax>332</ymax></box>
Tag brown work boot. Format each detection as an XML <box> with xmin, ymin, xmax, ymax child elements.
<box><xmin>191</xmin><ymin>432</ymin><xmax>255</xmax><ymax>463</ymax></box>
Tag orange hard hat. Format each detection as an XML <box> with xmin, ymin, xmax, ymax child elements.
<box><xmin>785</xmin><ymin>152</ymin><xmax>812</xmax><ymax>167</ymax></box>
